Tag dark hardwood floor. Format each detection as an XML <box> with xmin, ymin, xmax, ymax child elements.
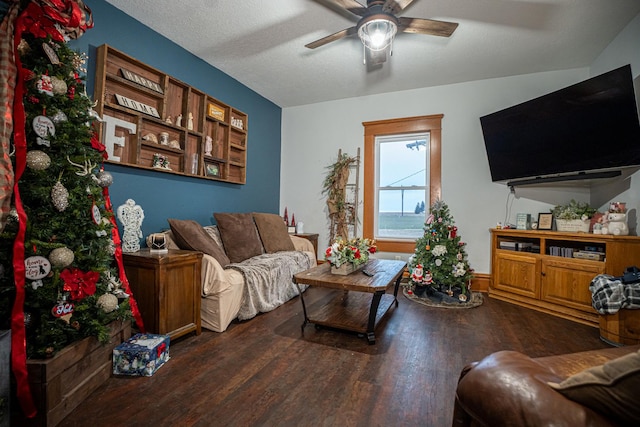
<box><xmin>60</xmin><ymin>288</ymin><xmax>610</xmax><ymax>427</ymax></box>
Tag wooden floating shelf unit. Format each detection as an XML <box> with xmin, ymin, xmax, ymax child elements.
<box><xmin>93</xmin><ymin>44</ymin><xmax>248</xmax><ymax>184</ymax></box>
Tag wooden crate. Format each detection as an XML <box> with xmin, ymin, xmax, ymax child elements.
<box><xmin>14</xmin><ymin>320</ymin><xmax>131</xmax><ymax>427</ymax></box>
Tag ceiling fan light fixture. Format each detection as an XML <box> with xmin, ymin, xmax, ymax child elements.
<box><xmin>358</xmin><ymin>17</ymin><xmax>397</xmax><ymax>51</ymax></box>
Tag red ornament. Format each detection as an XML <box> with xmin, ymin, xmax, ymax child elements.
<box><xmin>51</xmin><ymin>301</ymin><xmax>74</xmax><ymax>318</ymax></box>
<box><xmin>67</xmin><ymin>85</ymin><xmax>75</xmax><ymax>100</ymax></box>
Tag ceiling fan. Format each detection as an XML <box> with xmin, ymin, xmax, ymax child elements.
<box><xmin>306</xmin><ymin>0</ymin><xmax>459</xmax><ymax>64</ymax></box>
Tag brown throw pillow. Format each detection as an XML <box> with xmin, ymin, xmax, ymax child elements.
<box><xmin>168</xmin><ymin>219</ymin><xmax>230</xmax><ymax>267</ymax></box>
<box><xmin>213</xmin><ymin>213</ymin><xmax>264</xmax><ymax>263</ymax></box>
<box><xmin>252</xmin><ymin>213</ymin><xmax>295</xmax><ymax>253</ymax></box>
<box><xmin>548</xmin><ymin>350</ymin><xmax>640</xmax><ymax>424</ymax></box>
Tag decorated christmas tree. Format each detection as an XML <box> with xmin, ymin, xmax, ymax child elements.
<box><xmin>408</xmin><ymin>200</ymin><xmax>473</xmax><ymax>301</ymax></box>
<box><xmin>0</xmin><ymin>2</ymin><xmax>133</xmax><ymax>362</ymax></box>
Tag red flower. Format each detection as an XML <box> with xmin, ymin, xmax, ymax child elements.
<box><xmin>325</xmin><ymin>247</ymin><xmax>332</xmax><ymax>257</ymax></box>
<box><xmin>354</xmin><ymin>248</ymin><xmax>361</xmax><ymax>259</ymax></box>
<box><xmin>60</xmin><ymin>268</ymin><xmax>98</xmax><ymax>301</ymax></box>
<box><xmin>368</xmin><ymin>246</ymin><xmax>377</xmax><ymax>254</ymax></box>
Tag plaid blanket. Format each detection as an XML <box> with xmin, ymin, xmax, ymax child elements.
<box><xmin>589</xmin><ymin>274</ymin><xmax>640</xmax><ymax>314</ymax></box>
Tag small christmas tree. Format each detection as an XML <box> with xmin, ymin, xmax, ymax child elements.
<box><xmin>408</xmin><ymin>200</ymin><xmax>473</xmax><ymax>301</ymax></box>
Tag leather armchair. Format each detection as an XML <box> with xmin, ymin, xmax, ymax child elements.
<box><xmin>452</xmin><ymin>345</ymin><xmax>640</xmax><ymax>427</ymax></box>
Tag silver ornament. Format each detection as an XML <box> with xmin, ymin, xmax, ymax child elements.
<box><xmin>26</xmin><ymin>150</ymin><xmax>51</xmax><ymax>170</ymax></box>
<box><xmin>97</xmin><ymin>293</ymin><xmax>119</xmax><ymax>313</ymax></box>
<box><xmin>51</xmin><ymin>76</ymin><xmax>68</xmax><ymax>95</ymax></box>
<box><xmin>51</xmin><ymin>180</ymin><xmax>69</xmax><ymax>211</ymax></box>
<box><xmin>95</xmin><ymin>170</ymin><xmax>113</xmax><ymax>187</ymax></box>
<box><xmin>49</xmin><ymin>247</ymin><xmax>74</xmax><ymax>268</ymax></box>
<box><xmin>7</xmin><ymin>207</ymin><xmax>19</xmax><ymax>224</ymax></box>
<box><xmin>51</xmin><ymin>110</ymin><xmax>68</xmax><ymax>123</ymax></box>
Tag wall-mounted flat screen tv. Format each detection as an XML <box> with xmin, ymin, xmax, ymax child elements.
<box><xmin>480</xmin><ymin>65</ymin><xmax>640</xmax><ymax>185</ymax></box>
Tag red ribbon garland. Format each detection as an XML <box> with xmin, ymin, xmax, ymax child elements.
<box><xmin>19</xmin><ymin>0</ymin><xmax>93</xmax><ymax>41</ymax></box>
<box><xmin>102</xmin><ymin>185</ymin><xmax>145</xmax><ymax>333</ymax></box>
<box><xmin>10</xmin><ymin>6</ymin><xmax>37</xmax><ymax>419</ymax></box>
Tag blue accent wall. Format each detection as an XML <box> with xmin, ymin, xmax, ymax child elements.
<box><xmin>69</xmin><ymin>0</ymin><xmax>282</xmax><ymax>237</ymax></box>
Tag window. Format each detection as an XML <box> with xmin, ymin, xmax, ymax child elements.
<box><xmin>375</xmin><ymin>133</ymin><xmax>429</xmax><ymax>240</ymax></box>
<box><xmin>363</xmin><ymin>115</ymin><xmax>442</xmax><ymax>253</ymax></box>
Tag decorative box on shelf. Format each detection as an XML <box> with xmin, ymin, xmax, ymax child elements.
<box><xmin>113</xmin><ymin>333</ymin><xmax>170</xmax><ymax>377</ymax></box>
<box><xmin>555</xmin><ymin>219</ymin><xmax>590</xmax><ymax>233</ymax></box>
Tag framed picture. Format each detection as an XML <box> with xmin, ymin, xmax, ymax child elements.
<box><xmin>205</xmin><ymin>162</ymin><xmax>220</xmax><ymax>177</ymax></box>
<box><xmin>207</xmin><ymin>103</ymin><xmax>225</xmax><ymax>121</ymax></box>
<box><xmin>537</xmin><ymin>213</ymin><xmax>554</xmax><ymax>230</ymax></box>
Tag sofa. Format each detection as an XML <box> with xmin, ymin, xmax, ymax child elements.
<box><xmin>154</xmin><ymin>213</ymin><xmax>317</xmax><ymax>332</ymax></box>
<box><xmin>452</xmin><ymin>344</ymin><xmax>640</xmax><ymax>426</ymax></box>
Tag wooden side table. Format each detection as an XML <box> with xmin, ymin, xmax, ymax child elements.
<box><xmin>294</xmin><ymin>233</ymin><xmax>319</xmax><ymax>258</ymax></box>
<box><xmin>123</xmin><ymin>249</ymin><xmax>202</xmax><ymax>340</ymax></box>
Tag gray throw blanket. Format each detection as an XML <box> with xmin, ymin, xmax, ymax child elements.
<box><xmin>228</xmin><ymin>251</ymin><xmax>312</xmax><ymax>321</ymax></box>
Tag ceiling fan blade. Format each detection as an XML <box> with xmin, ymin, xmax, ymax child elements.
<box><xmin>305</xmin><ymin>26</ymin><xmax>358</xmax><ymax>49</ymax></box>
<box><xmin>383</xmin><ymin>0</ymin><xmax>416</xmax><ymax>15</ymax></box>
<box><xmin>397</xmin><ymin>17</ymin><xmax>458</xmax><ymax>37</ymax></box>
<box><xmin>317</xmin><ymin>0</ymin><xmax>369</xmax><ymax>17</ymax></box>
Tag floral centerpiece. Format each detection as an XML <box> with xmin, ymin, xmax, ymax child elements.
<box><xmin>325</xmin><ymin>237</ymin><xmax>377</xmax><ymax>274</ymax></box>
<box><xmin>552</xmin><ymin>199</ymin><xmax>597</xmax><ymax>232</ymax></box>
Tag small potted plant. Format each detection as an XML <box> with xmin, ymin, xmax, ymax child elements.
<box><xmin>551</xmin><ymin>200</ymin><xmax>597</xmax><ymax>232</ymax></box>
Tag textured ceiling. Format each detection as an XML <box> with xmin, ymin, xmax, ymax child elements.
<box><xmin>103</xmin><ymin>0</ymin><xmax>640</xmax><ymax>108</ymax></box>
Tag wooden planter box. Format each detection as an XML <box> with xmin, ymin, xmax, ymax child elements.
<box><xmin>13</xmin><ymin>320</ymin><xmax>131</xmax><ymax>427</ymax></box>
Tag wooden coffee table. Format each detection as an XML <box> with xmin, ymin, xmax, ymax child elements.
<box><xmin>293</xmin><ymin>259</ymin><xmax>407</xmax><ymax>344</ymax></box>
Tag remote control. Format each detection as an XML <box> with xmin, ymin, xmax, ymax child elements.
<box><xmin>362</xmin><ymin>270</ymin><xmax>374</xmax><ymax>277</ymax></box>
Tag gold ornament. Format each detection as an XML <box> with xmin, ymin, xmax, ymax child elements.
<box><xmin>50</xmin><ymin>76</ymin><xmax>68</xmax><ymax>95</ymax></box>
<box><xmin>49</xmin><ymin>247</ymin><xmax>74</xmax><ymax>268</ymax></box>
<box><xmin>51</xmin><ymin>180</ymin><xmax>69</xmax><ymax>212</ymax></box>
<box><xmin>26</xmin><ymin>150</ymin><xmax>51</xmax><ymax>170</ymax></box>
<box><xmin>97</xmin><ymin>293</ymin><xmax>119</xmax><ymax>313</ymax></box>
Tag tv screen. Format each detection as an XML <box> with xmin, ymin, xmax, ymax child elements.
<box><xmin>480</xmin><ymin>65</ymin><xmax>640</xmax><ymax>184</ymax></box>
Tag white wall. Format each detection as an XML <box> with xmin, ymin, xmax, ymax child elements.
<box><xmin>281</xmin><ymin>13</ymin><xmax>640</xmax><ymax>275</ymax></box>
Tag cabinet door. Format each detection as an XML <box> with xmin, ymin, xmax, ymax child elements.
<box><xmin>493</xmin><ymin>252</ymin><xmax>539</xmax><ymax>298</ymax></box>
<box><xmin>160</xmin><ymin>258</ymin><xmax>200</xmax><ymax>336</ymax></box>
<box><xmin>541</xmin><ymin>258</ymin><xmax>604</xmax><ymax>312</ymax></box>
